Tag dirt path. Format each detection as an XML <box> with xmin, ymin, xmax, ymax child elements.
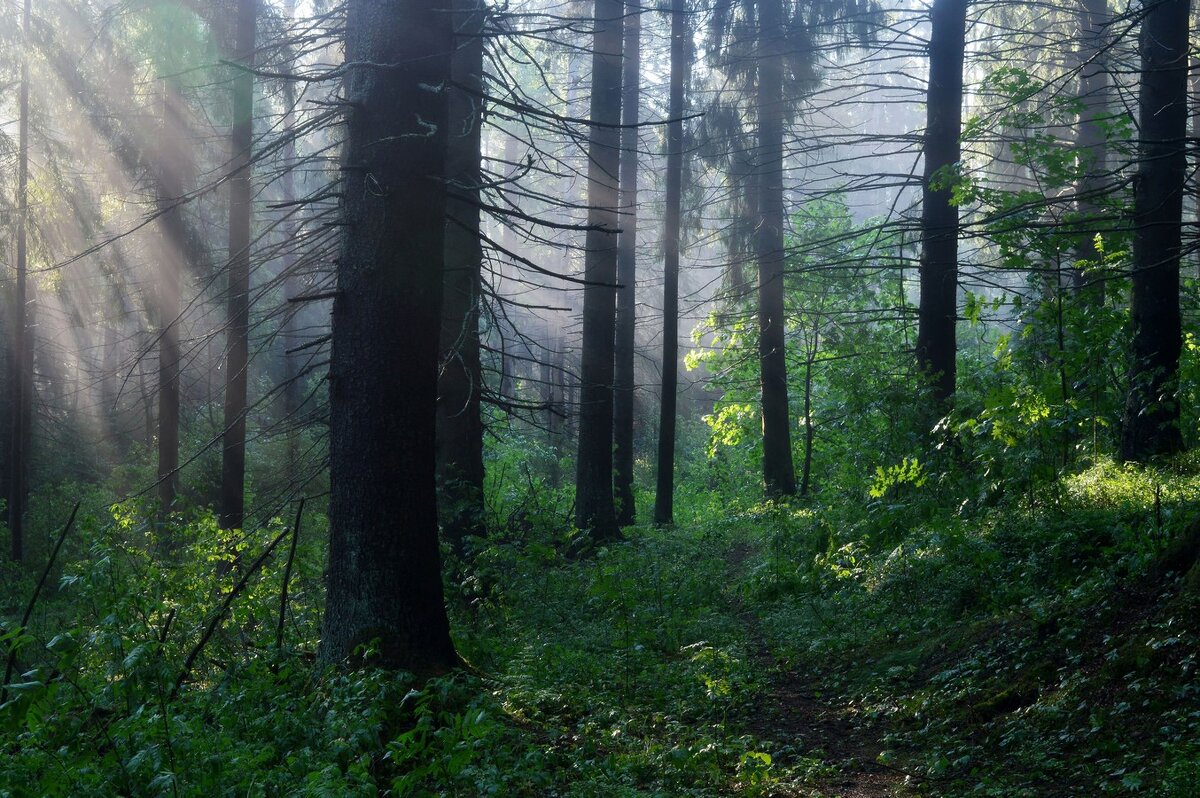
<box><xmin>728</xmin><ymin>544</ymin><xmax>907</xmax><ymax>797</ymax></box>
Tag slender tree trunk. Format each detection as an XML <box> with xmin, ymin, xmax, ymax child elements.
<box><xmin>219</xmin><ymin>0</ymin><xmax>255</xmax><ymax>532</ymax></box>
<box><xmin>437</xmin><ymin>0</ymin><xmax>487</xmax><ymax>554</ymax></box>
<box><xmin>613</xmin><ymin>7</ymin><xmax>641</xmax><ymax>527</ymax></box>
<box><xmin>915</xmin><ymin>0</ymin><xmax>967</xmax><ymax>406</ymax></box>
<box><xmin>280</xmin><ymin>22</ymin><xmax>303</xmax><ymax>477</ymax></box>
<box><xmin>138</xmin><ymin>334</ymin><xmax>155</xmax><ymax>448</ymax></box>
<box><xmin>756</xmin><ymin>0</ymin><xmax>796</xmax><ymax>498</ymax></box>
<box><xmin>654</xmin><ymin>0</ymin><xmax>686</xmax><ymax>525</ymax></box>
<box><xmin>156</xmin><ymin>87</ymin><xmax>185</xmax><ymax>513</ymax></box>
<box><xmin>550</xmin><ymin>340</ymin><xmax>565</xmax><ymax>488</ymax></box>
<box><xmin>1072</xmin><ymin>0</ymin><xmax>1110</xmax><ymax>298</ymax></box>
<box><xmin>800</xmin><ymin>320</ymin><xmax>818</xmax><ymax>496</ymax></box>
<box><xmin>542</xmin><ymin>336</ymin><xmax>556</xmax><ymax>479</ymax></box>
<box><xmin>1193</xmin><ymin>60</ymin><xmax>1200</xmax><ymax>282</ymax></box>
<box><xmin>1120</xmin><ymin>0</ymin><xmax>1190</xmax><ymax>462</ymax></box>
<box><xmin>8</xmin><ymin>0</ymin><xmax>32</xmax><ymax>561</ymax></box>
<box><xmin>574</xmin><ymin>0</ymin><xmax>623</xmax><ymax>540</ymax></box>
<box><xmin>319</xmin><ymin>0</ymin><xmax>458</xmax><ymax>672</ymax></box>
<box><xmin>497</xmin><ymin>131</ymin><xmax>519</xmax><ymax>414</ymax></box>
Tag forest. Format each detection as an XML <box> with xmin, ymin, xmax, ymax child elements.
<box><xmin>2</xmin><ymin>0</ymin><xmax>1200</xmax><ymax>794</ymax></box>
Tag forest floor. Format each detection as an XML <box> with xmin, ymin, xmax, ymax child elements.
<box><xmin>454</xmin><ymin>474</ymin><xmax>1200</xmax><ymax>796</ymax></box>
<box><xmin>5</xmin><ymin>465</ymin><xmax>1200</xmax><ymax>796</ymax></box>
<box><xmin>728</xmin><ymin>543</ymin><xmax>906</xmax><ymax>797</ymax></box>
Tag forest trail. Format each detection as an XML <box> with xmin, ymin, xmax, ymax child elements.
<box><xmin>727</xmin><ymin>544</ymin><xmax>907</xmax><ymax>798</ymax></box>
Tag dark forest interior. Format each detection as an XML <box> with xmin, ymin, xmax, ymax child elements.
<box><xmin>3</xmin><ymin>0</ymin><xmax>1200</xmax><ymax>794</ymax></box>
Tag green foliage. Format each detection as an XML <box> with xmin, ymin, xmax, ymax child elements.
<box><xmin>734</xmin><ymin>456</ymin><xmax>1200</xmax><ymax>795</ymax></box>
<box><xmin>690</xmin><ymin>196</ymin><xmax>923</xmax><ymax>502</ymax></box>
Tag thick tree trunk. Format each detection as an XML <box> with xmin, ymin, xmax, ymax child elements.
<box><xmin>8</xmin><ymin>0</ymin><xmax>32</xmax><ymax>561</ymax></box>
<box><xmin>655</xmin><ymin>0</ymin><xmax>685</xmax><ymax>525</ymax></box>
<box><xmin>219</xmin><ymin>0</ymin><xmax>255</xmax><ymax>532</ymax></box>
<box><xmin>756</xmin><ymin>0</ymin><xmax>796</xmax><ymax>498</ymax></box>
<box><xmin>437</xmin><ymin>0</ymin><xmax>487</xmax><ymax>554</ymax></box>
<box><xmin>318</xmin><ymin>0</ymin><xmax>458</xmax><ymax>672</ymax></box>
<box><xmin>915</xmin><ymin>0</ymin><xmax>966</xmax><ymax>407</ymax></box>
<box><xmin>613</xmin><ymin>7</ymin><xmax>640</xmax><ymax>528</ymax></box>
<box><xmin>574</xmin><ymin>0</ymin><xmax>623</xmax><ymax>540</ymax></box>
<box><xmin>1120</xmin><ymin>0</ymin><xmax>1190</xmax><ymax>462</ymax></box>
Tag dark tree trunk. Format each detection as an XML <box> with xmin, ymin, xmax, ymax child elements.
<box><xmin>437</xmin><ymin>0</ymin><xmax>487</xmax><ymax>554</ymax></box>
<box><xmin>800</xmin><ymin>321</ymin><xmax>818</xmax><ymax>496</ymax></box>
<box><xmin>756</xmin><ymin>0</ymin><xmax>796</xmax><ymax>498</ymax></box>
<box><xmin>574</xmin><ymin>0</ymin><xmax>623</xmax><ymax>540</ymax></box>
<box><xmin>915</xmin><ymin>0</ymin><xmax>967</xmax><ymax>407</ymax></box>
<box><xmin>1071</xmin><ymin>0</ymin><xmax>1110</xmax><ymax>296</ymax></box>
<box><xmin>549</xmin><ymin>340</ymin><xmax>565</xmax><ymax>487</ymax></box>
<box><xmin>155</xmin><ymin>86</ymin><xmax>186</xmax><ymax>513</ymax></box>
<box><xmin>280</xmin><ymin>21</ymin><xmax>304</xmax><ymax>478</ymax></box>
<box><xmin>1120</xmin><ymin>0</ymin><xmax>1190</xmax><ymax>462</ymax></box>
<box><xmin>1194</xmin><ymin>61</ymin><xmax>1200</xmax><ymax>282</ymax></box>
<box><xmin>613</xmin><ymin>6</ymin><xmax>640</xmax><ymax>528</ymax></box>
<box><xmin>654</xmin><ymin>0</ymin><xmax>685</xmax><ymax>525</ymax></box>
<box><xmin>500</xmin><ymin>336</ymin><xmax>515</xmax><ymax>409</ymax></box>
<box><xmin>219</xmin><ymin>0</ymin><xmax>255</xmax><ymax>532</ymax></box>
<box><xmin>319</xmin><ymin>0</ymin><xmax>458</xmax><ymax>672</ymax></box>
<box><xmin>8</xmin><ymin>0</ymin><xmax>31</xmax><ymax>561</ymax></box>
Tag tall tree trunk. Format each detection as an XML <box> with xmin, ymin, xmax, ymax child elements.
<box><xmin>437</xmin><ymin>0</ymin><xmax>487</xmax><ymax>554</ymax></box>
<box><xmin>1072</xmin><ymin>0</ymin><xmax>1110</xmax><ymax>296</ymax></box>
<box><xmin>574</xmin><ymin>0</ymin><xmax>623</xmax><ymax>540</ymax></box>
<box><xmin>496</xmin><ymin>131</ymin><xmax>519</xmax><ymax>414</ymax></box>
<box><xmin>219</xmin><ymin>0</ymin><xmax>255</xmax><ymax>532</ymax></box>
<box><xmin>655</xmin><ymin>0</ymin><xmax>685</xmax><ymax>525</ymax></box>
<box><xmin>280</xmin><ymin>3</ymin><xmax>303</xmax><ymax>479</ymax></box>
<box><xmin>8</xmin><ymin>0</ymin><xmax>32</xmax><ymax>561</ymax></box>
<box><xmin>319</xmin><ymin>0</ymin><xmax>458</xmax><ymax>672</ymax></box>
<box><xmin>915</xmin><ymin>0</ymin><xmax>967</xmax><ymax>407</ymax></box>
<box><xmin>1120</xmin><ymin>0</ymin><xmax>1190</xmax><ymax>462</ymax></box>
<box><xmin>156</xmin><ymin>86</ymin><xmax>185</xmax><ymax>513</ymax></box>
<box><xmin>1193</xmin><ymin>60</ymin><xmax>1200</xmax><ymax>282</ymax></box>
<box><xmin>756</xmin><ymin>0</ymin><xmax>796</xmax><ymax>498</ymax></box>
<box><xmin>613</xmin><ymin>7</ymin><xmax>641</xmax><ymax>527</ymax></box>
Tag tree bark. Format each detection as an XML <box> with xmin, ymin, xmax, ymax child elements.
<box><xmin>219</xmin><ymin>0</ymin><xmax>255</xmax><ymax>532</ymax></box>
<box><xmin>319</xmin><ymin>0</ymin><xmax>458</xmax><ymax>672</ymax></box>
<box><xmin>613</xmin><ymin>6</ymin><xmax>641</xmax><ymax>527</ymax></box>
<box><xmin>655</xmin><ymin>0</ymin><xmax>686</xmax><ymax>525</ymax></box>
<box><xmin>574</xmin><ymin>0</ymin><xmax>623</xmax><ymax>540</ymax></box>
<box><xmin>915</xmin><ymin>0</ymin><xmax>967</xmax><ymax>407</ymax></box>
<box><xmin>756</xmin><ymin>0</ymin><xmax>796</xmax><ymax>498</ymax></box>
<box><xmin>1120</xmin><ymin>0</ymin><xmax>1190</xmax><ymax>462</ymax></box>
<box><xmin>437</xmin><ymin>0</ymin><xmax>487</xmax><ymax>554</ymax></box>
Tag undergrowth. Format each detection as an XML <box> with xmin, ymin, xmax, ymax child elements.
<box><xmin>3</xmin><ymin>456</ymin><xmax>1200</xmax><ymax>795</ymax></box>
